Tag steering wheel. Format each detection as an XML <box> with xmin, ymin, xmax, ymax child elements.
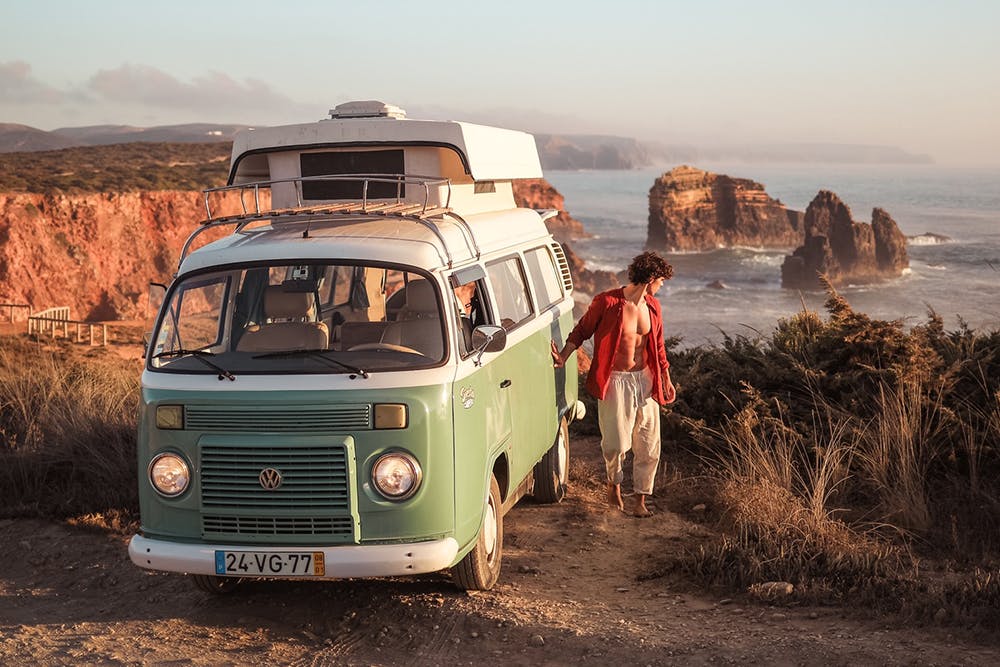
<box><xmin>347</xmin><ymin>342</ymin><xmax>426</xmax><ymax>356</ymax></box>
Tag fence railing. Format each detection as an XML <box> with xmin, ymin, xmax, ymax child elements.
<box><xmin>1</xmin><ymin>303</ymin><xmax>31</xmax><ymax>323</ymax></box>
<box><xmin>27</xmin><ymin>307</ymin><xmax>109</xmax><ymax>346</ymax></box>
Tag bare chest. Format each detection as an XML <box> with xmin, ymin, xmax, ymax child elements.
<box><xmin>621</xmin><ymin>301</ymin><xmax>651</xmax><ymax>337</ymax></box>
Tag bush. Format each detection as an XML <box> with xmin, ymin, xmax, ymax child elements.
<box><xmin>660</xmin><ymin>284</ymin><xmax>1000</xmax><ymax>625</ymax></box>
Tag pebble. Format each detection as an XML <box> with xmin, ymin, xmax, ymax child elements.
<box><xmin>692</xmin><ymin>504</ymin><xmax>707</xmax><ymax>513</ymax></box>
<box><xmin>530</xmin><ymin>635</ymin><xmax>545</xmax><ymax>647</ymax></box>
<box><xmin>616</xmin><ymin>587</ymin><xmax>630</xmax><ymax>593</ymax></box>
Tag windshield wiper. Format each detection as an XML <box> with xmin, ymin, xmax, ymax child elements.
<box><xmin>153</xmin><ymin>349</ymin><xmax>236</xmax><ymax>382</ymax></box>
<box><xmin>252</xmin><ymin>349</ymin><xmax>369</xmax><ymax>379</ymax></box>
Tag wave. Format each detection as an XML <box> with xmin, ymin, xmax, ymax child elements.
<box><xmin>908</xmin><ymin>232</ymin><xmax>954</xmax><ymax>246</ymax></box>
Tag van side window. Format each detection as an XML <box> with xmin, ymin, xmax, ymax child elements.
<box><xmin>486</xmin><ymin>257</ymin><xmax>532</xmax><ymax>331</ymax></box>
<box><xmin>524</xmin><ymin>246</ymin><xmax>564</xmax><ymax>310</ymax></box>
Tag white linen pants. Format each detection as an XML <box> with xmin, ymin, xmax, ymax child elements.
<box><xmin>597</xmin><ymin>367</ymin><xmax>661</xmax><ymax>495</ymax></box>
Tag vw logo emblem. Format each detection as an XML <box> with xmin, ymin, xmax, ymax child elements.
<box><xmin>258</xmin><ymin>467</ymin><xmax>283</xmax><ymax>490</ymax></box>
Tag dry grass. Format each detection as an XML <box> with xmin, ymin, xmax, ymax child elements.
<box><xmin>0</xmin><ymin>336</ymin><xmax>139</xmax><ymax>518</ymax></box>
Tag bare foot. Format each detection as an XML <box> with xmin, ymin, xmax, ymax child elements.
<box><xmin>632</xmin><ymin>495</ymin><xmax>653</xmax><ymax>518</ymax></box>
<box><xmin>607</xmin><ymin>483</ymin><xmax>624</xmax><ymax>512</ymax></box>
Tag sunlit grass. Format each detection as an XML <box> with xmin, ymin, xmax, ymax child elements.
<box><xmin>0</xmin><ymin>337</ymin><xmax>139</xmax><ymax>519</ymax></box>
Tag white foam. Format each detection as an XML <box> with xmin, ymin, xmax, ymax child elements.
<box><xmin>908</xmin><ymin>233</ymin><xmax>954</xmax><ymax>246</ymax></box>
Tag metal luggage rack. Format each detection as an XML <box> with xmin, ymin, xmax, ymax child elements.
<box><xmin>201</xmin><ymin>173</ymin><xmax>454</xmax><ymax>222</ymax></box>
<box><xmin>177</xmin><ymin>174</ymin><xmax>480</xmax><ymax>273</ymax></box>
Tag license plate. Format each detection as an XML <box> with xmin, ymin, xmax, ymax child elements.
<box><xmin>215</xmin><ymin>550</ymin><xmax>325</xmax><ymax>577</ymax></box>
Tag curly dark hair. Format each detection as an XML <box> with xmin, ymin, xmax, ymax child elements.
<box><xmin>627</xmin><ymin>251</ymin><xmax>674</xmax><ymax>285</ymax></box>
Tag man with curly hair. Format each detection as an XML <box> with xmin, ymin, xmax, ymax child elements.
<box><xmin>552</xmin><ymin>251</ymin><xmax>676</xmax><ymax>517</ymax></box>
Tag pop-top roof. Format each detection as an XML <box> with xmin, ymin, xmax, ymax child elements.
<box><xmin>229</xmin><ymin>101</ymin><xmax>542</xmax><ymax>183</ymax></box>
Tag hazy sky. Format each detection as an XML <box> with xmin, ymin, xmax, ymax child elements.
<box><xmin>2</xmin><ymin>0</ymin><xmax>998</xmax><ymax>164</ymax></box>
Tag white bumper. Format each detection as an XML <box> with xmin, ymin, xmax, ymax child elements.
<box><xmin>129</xmin><ymin>534</ymin><xmax>459</xmax><ymax>578</ymax></box>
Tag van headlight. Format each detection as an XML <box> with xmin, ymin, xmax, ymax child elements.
<box><xmin>371</xmin><ymin>451</ymin><xmax>422</xmax><ymax>500</ymax></box>
<box><xmin>149</xmin><ymin>453</ymin><xmax>190</xmax><ymax>497</ymax></box>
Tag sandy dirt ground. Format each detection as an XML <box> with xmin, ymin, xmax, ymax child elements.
<box><xmin>2</xmin><ymin>434</ymin><xmax>998</xmax><ymax>666</ymax></box>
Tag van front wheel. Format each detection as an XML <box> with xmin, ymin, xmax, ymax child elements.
<box><xmin>533</xmin><ymin>417</ymin><xmax>569</xmax><ymax>503</ymax></box>
<box><xmin>451</xmin><ymin>474</ymin><xmax>503</xmax><ymax>590</ymax></box>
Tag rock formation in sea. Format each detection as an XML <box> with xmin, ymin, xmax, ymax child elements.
<box><xmin>780</xmin><ymin>190</ymin><xmax>909</xmax><ymax>289</ymax></box>
<box><xmin>647</xmin><ymin>166</ymin><xmax>805</xmax><ymax>251</ymax></box>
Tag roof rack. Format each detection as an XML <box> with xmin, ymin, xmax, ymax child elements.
<box><xmin>202</xmin><ymin>173</ymin><xmax>453</xmax><ymax>221</ymax></box>
<box><xmin>178</xmin><ymin>174</ymin><xmax>482</xmax><ymax>273</ymax></box>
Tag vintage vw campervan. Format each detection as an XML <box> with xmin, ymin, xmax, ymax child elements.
<box><xmin>128</xmin><ymin>101</ymin><xmax>582</xmax><ymax>591</ymax></box>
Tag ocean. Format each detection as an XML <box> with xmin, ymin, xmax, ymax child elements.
<box><xmin>546</xmin><ymin>164</ymin><xmax>1000</xmax><ymax>347</ymax></box>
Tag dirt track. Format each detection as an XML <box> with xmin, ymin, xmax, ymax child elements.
<box><xmin>2</xmin><ymin>435</ymin><xmax>997</xmax><ymax>666</ymax></box>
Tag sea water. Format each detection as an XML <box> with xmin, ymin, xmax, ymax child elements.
<box><xmin>547</xmin><ymin>164</ymin><xmax>1000</xmax><ymax>347</ymax></box>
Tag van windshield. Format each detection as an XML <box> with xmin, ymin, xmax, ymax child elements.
<box><xmin>148</xmin><ymin>262</ymin><xmax>446</xmax><ymax>375</ymax></box>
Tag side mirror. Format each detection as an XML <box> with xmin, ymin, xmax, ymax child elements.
<box><xmin>471</xmin><ymin>325</ymin><xmax>506</xmax><ymax>365</ymax></box>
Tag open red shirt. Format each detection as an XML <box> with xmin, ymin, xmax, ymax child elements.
<box><xmin>566</xmin><ymin>287</ymin><xmax>670</xmax><ymax>404</ymax></box>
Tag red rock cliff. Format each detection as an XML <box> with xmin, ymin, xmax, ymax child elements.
<box><xmin>512</xmin><ymin>178</ymin><xmax>587</xmax><ymax>242</ymax></box>
<box><xmin>0</xmin><ymin>180</ymin><xmax>603</xmax><ymax>321</ymax></box>
<box><xmin>0</xmin><ymin>191</ymin><xmax>243</xmax><ymax>320</ymax></box>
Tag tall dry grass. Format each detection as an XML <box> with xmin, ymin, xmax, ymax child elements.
<box><xmin>0</xmin><ymin>337</ymin><xmax>139</xmax><ymax>518</ymax></box>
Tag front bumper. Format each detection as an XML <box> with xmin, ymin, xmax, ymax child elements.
<box><xmin>129</xmin><ymin>534</ymin><xmax>459</xmax><ymax>578</ymax></box>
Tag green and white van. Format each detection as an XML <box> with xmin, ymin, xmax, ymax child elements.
<box><xmin>128</xmin><ymin>101</ymin><xmax>582</xmax><ymax>592</ymax></box>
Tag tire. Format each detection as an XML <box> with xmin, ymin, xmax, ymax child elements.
<box><xmin>191</xmin><ymin>574</ymin><xmax>243</xmax><ymax>595</ymax></box>
<box><xmin>451</xmin><ymin>474</ymin><xmax>503</xmax><ymax>590</ymax></box>
<box><xmin>533</xmin><ymin>417</ymin><xmax>569</xmax><ymax>504</ymax></box>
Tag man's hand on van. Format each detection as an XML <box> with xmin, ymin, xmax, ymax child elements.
<box><xmin>551</xmin><ymin>340</ymin><xmax>566</xmax><ymax>368</ymax></box>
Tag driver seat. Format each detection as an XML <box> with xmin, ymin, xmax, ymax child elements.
<box><xmin>381</xmin><ymin>279</ymin><xmax>443</xmax><ymax>359</ymax></box>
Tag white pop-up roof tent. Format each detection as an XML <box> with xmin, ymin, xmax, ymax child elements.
<box><xmin>226</xmin><ymin>101</ymin><xmax>543</xmax><ymax>217</ymax></box>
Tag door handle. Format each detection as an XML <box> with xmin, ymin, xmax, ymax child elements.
<box><xmin>500</xmin><ymin>379</ymin><xmax>512</xmax><ymax>389</ymax></box>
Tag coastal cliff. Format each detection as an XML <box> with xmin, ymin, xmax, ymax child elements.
<box><xmin>647</xmin><ymin>166</ymin><xmax>804</xmax><ymax>251</ymax></box>
<box><xmin>780</xmin><ymin>190</ymin><xmax>909</xmax><ymax>289</ymax></box>
<box><xmin>513</xmin><ymin>178</ymin><xmax>588</xmax><ymax>242</ymax></box>
<box><xmin>0</xmin><ymin>191</ymin><xmax>247</xmax><ymax>320</ymax></box>
<box><xmin>0</xmin><ymin>180</ymin><xmax>605</xmax><ymax>321</ymax></box>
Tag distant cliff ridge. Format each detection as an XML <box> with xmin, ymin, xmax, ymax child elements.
<box><xmin>781</xmin><ymin>191</ymin><xmax>909</xmax><ymax>289</ymax></box>
<box><xmin>534</xmin><ymin>134</ymin><xmax>651</xmax><ymax>170</ymax></box>
<box><xmin>646</xmin><ymin>166</ymin><xmax>804</xmax><ymax>251</ymax></box>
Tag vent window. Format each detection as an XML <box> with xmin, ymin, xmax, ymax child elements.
<box><xmin>300</xmin><ymin>150</ymin><xmax>404</xmax><ymax>200</ymax></box>
<box><xmin>550</xmin><ymin>243</ymin><xmax>574</xmax><ymax>293</ymax></box>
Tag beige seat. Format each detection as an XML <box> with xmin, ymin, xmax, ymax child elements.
<box><xmin>237</xmin><ymin>286</ymin><xmax>329</xmax><ymax>352</ymax></box>
<box><xmin>381</xmin><ymin>279</ymin><xmax>443</xmax><ymax>359</ymax></box>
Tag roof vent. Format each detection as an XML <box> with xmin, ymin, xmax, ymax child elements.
<box><xmin>328</xmin><ymin>100</ymin><xmax>406</xmax><ymax>120</ymax></box>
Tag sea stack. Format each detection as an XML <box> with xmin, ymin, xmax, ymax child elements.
<box><xmin>646</xmin><ymin>166</ymin><xmax>804</xmax><ymax>251</ymax></box>
<box><xmin>780</xmin><ymin>190</ymin><xmax>909</xmax><ymax>289</ymax></box>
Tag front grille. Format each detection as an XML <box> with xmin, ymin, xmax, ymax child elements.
<box><xmin>200</xmin><ymin>445</ymin><xmax>350</xmax><ymax>511</ymax></box>
<box><xmin>199</xmin><ymin>443</ymin><xmax>355</xmax><ymax>542</ymax></box>
<box><xmin>186</xmin><ymin>405</ymin><xmax>371</xmax><ymax>432</ymax></box>
<box><xmin>203</xmin><ymin>515</ymin><xmax>354</xmax><ymax>537</ymax></box>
